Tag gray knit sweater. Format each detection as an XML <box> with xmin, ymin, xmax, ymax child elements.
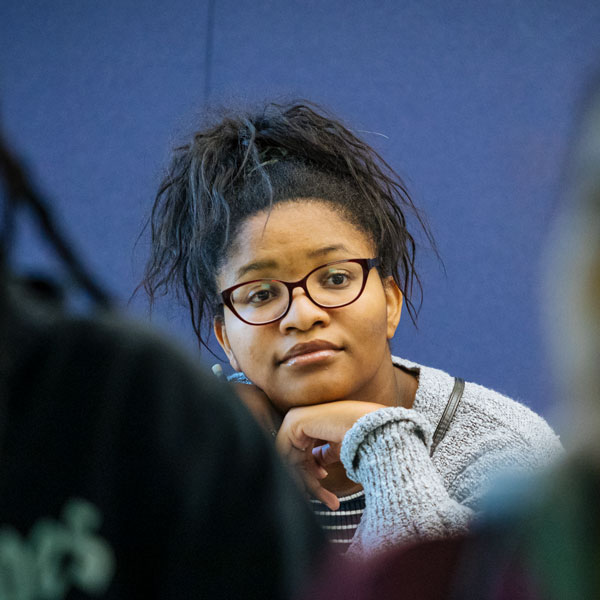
<box><xmin>340</xmin><ymin>356</ymin><xmax>563</xmax><ymax>556</ymax></box>
<box><xmin>229</xmin><ymin>356</ymin><xmax>563</xmax><ymax>557</ymax></box>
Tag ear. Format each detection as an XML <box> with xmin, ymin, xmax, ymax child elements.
<box><xmin>214</xmin><ymin>316</ymin><xmax>241</xmax><ymax>372</ymax></box>
<box><xmin>382</xmin><ymin>277</ymin><xmax>403</xmax><ymax>339</ymax></box>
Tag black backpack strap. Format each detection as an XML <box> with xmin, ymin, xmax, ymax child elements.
<box><xmin>430</xmin><ymin>377</ymin><xmax>465</xmax><ymax>456</ymax></box>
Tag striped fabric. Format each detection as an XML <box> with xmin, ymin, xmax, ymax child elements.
<box><xmin>310</xmin><ymin>490</ymin><xmax>365</xmax><ymax>553</ymax></box>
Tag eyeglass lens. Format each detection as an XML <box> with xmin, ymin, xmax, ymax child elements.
<box><xmin>229</xmin><ymin>260</ymin><xmax>366</xmax><ymax>324</ymax></box>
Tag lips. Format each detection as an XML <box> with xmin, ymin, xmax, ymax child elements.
<box><xmin>279</xmin><ymin>340</ymin><xmax>342</xmax><ymax>365</ymax></box>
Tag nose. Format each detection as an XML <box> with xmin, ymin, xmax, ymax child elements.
<box><xmin>278</xmin><ymin>287</ymin><xmax>330</xmax><ymax>333</ymax></box>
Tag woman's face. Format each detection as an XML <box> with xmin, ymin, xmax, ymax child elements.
<box><xmin>214</xmin><ymin>200</ymin><xmax>402</xmax><ymax>412</ymax></box>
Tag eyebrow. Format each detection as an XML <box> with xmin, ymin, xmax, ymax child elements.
<box><xmin>235</xmin><ymin>260</ymin><xmax>279</xmax><ymax>280</ymax></box>
<box><xmin>235</xmin><ymin>245</ymin><xmax>351</xmax><ymax>280</ymax></box>
<box><xmin>306</xmin><ymin>244</ymin><xmax>351</xmax><ymax>258</ymax></box>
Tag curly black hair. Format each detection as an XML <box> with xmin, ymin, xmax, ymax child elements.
<box><xmin>140</xmin><ymin>101</ymin><xmax>435</xmax><ymax>351</ymax></box>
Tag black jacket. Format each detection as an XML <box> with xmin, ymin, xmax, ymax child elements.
<box><xmin>0</xmin><ymin>286</ymin><xmax>324</xmax><ymax>599</ymax></box>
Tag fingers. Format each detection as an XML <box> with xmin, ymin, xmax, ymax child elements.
<box><xmin>312</xmin><ymin>442</ymin><xmax>342</xmax><ymax>467</ymax></box>
<box><xmin>278</xmin><ymin>439</ymin><xmax>341</xmax><ymax>511</ymax></box>
<box><xmin>275</xmin><ymin>428</ymin><xmax>311</xmax><ymax>456</ymax></box>
<box><xmin>276</xmin><ymin>403</ymin><xmax>382</xmax><ymax>512</ymax></box>
<box><xmin>297</xmin><ymin>456</ymin><xmax>339</xmax><ymax>510</ymax></box>
<box><xmin>288</xmin><ymin>444</ymin><xmax>328</xmax><ymax>479</ymax></box>
<box><xmin>306</xmin><ymin>478</ymin><xmax>340</xmax><ymax>511</ymax></box>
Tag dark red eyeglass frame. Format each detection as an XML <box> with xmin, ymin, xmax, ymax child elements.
<box><xmin>220</xmin><ymin>257</ymin><xmax>380</xmax><ymax>326</ymax></box>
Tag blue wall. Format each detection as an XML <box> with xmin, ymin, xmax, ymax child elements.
<box><xmin>2</xmin><ymin>1</ymin><xmax>600</xmax><ymax>419</ymax></box>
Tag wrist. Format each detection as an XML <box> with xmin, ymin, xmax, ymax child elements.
<box><xmin>340</xmin><ymin>407</ymin><xmax>432</xmax><ymax>479</ymax></box>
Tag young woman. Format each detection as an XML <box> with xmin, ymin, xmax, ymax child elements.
<box><xmin>142</xmin><ymin>102</ymin><xmax>563</xmax><ymax>557</ymax></box>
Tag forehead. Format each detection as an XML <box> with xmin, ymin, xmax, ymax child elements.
<box><xmin>221</xmin><ymin>201</ymin><xmax>374</xmax><ymax>284</ymax></box>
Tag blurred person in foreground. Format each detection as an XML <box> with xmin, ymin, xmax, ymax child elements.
<box><xmin>303</xmin><ymin>80</ymin><xmax>600</xmax><ymax>599</ymax></box>
<box><xmin>0</xmin><ymin>130</ymin><xmax>325</xmax><ymax>599</ymax></box>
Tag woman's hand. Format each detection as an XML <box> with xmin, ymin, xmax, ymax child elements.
<box><xmin>275</xmin><ymin>401</ymin><xmax>385</xmax><ymax>510</ymax></box>
<box><xmin>232</xmin><ymin>383</ymin><xmax>283</xmax><ymax>437</ymax></box>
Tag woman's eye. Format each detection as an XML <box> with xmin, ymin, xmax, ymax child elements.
<box><xmin>324</xmin><ymin>271</ymin><xmax>350</xmax><ymax>286</ymax></box>
<box><xmin>247</xmin><ymin>287</ymin><xmax>277</xmax><ymax>304</ymax></box>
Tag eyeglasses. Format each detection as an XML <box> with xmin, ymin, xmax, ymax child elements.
<box><xmin>221</xmin><ymin>258</ymin><xmax>380</xmax><ymax>326</ymax></box>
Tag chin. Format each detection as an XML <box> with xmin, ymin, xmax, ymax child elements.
<box><xmin>276</xmin><ymin>374</ymin><xmax>353</xmax><ymax>409</ymax></box>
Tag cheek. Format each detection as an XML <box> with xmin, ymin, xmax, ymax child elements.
<box><xmin>227</xmin><ymin>324</ymin><xmax>275</xmax><ymax>378</ymax></box>
<box><xmin>352</xmin><ymin>288</ymin><xmax>389</xmax><ymax>337</ymax></box>
<box><xmin>351</xmin><ymin>312</ymin><xmax>389</xmax><ymax>355</ymax></box>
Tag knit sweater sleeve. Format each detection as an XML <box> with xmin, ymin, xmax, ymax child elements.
<box><xmin>340</xmin><ymin>407</ymin><xmax>473</xmax><ymax>557</ymax></box>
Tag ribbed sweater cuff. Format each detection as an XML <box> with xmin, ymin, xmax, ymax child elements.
<box><xmin>341</xmin><ymin>407</ymin><xmax>433</xmax><ymax>480</ymax></box>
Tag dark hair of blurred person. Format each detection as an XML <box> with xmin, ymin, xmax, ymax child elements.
<box><xmin>0</xmin><ymin>129</ymin><xmax>325</xmax><ymax>599</ymax></box>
